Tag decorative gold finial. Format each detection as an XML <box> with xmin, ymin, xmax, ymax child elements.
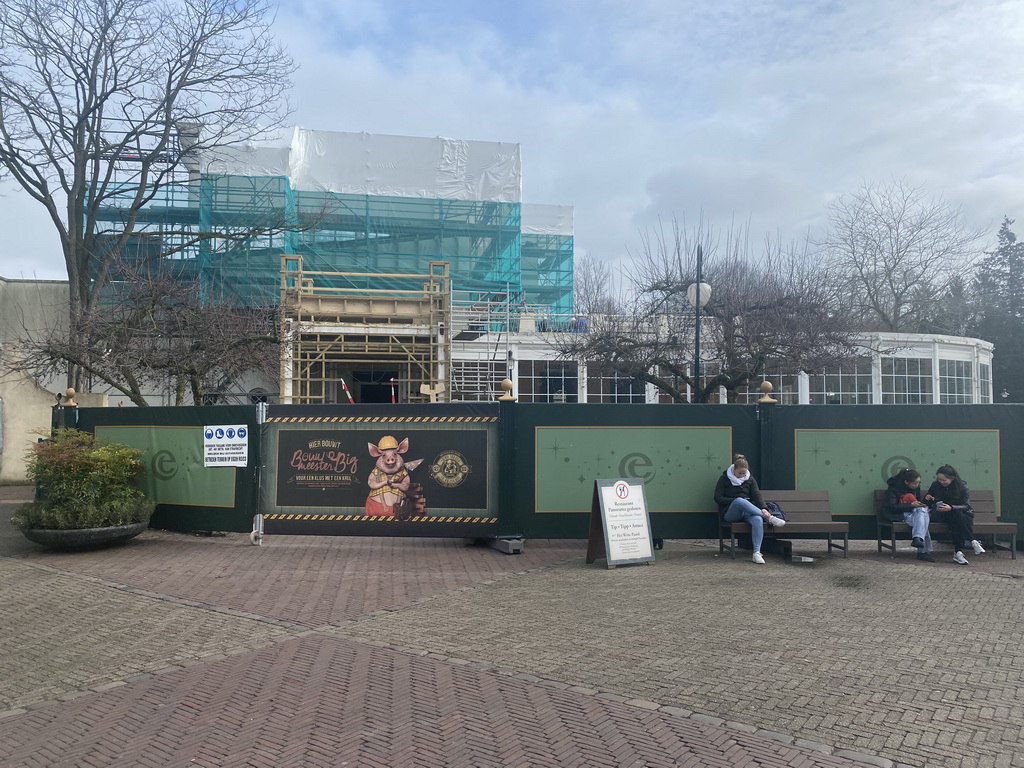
<box><xmin>498</xmin><ymin>378</ymin><xmax>517</xmax><ymax>402</ymax></box>
<box><xmin>64</xmin><ymin>387</ymin><xmax>77</xmax><ymax>407</ymax></box>
<box><xmin>757</xmin><ymin>380</ymin><xmax>778</xmax><ymax>404</ymax></box>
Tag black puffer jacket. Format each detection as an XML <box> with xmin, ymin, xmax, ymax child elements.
<box><xmin>926</xmin><ymin>481</ymin><xmax>974</xmax><ymax>518</ymax></box>
<box><xmin>714</xmin><ymin>470</ymin><xmax>765</xmax><ymax>514</ymax></box>
<box><xmin>881</xmin><ymin>475</ymin><xmax>924</xmax><ymax>522</ymax></box>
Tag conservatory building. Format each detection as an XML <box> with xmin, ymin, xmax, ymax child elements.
<box><xmin>735</xmin><ymin>332</ymin><xmax>994</xmax><ymax>406</ymax></box>
<box><xmin>483</xmin><ymin>329</ymin><xmax>995</xmax><ymax>406</ymax></box>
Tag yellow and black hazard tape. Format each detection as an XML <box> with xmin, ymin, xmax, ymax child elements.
<box><xmin>265</xmin><ymin>513</ymin><xmax>498</xmax><ymax>524</ymax></box>
<box><xmin>267</xmin><ymin>415</ymin><xmax>497</xmax><ymax>424</ymax></box>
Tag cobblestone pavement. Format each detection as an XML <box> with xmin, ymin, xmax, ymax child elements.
<box><xmin>0</xmin><ymin>558</ymin><xmax>294</xmax><ymax>711</ymax></box>
<box><xmin>338</xmin><ymin>540</ymin><xmax>1024</xmax><ymax>768</ymax></box>
<box><xmin>2</xmin><ymin>486</ymin><xmax>1021</xmax><ymax>768</ymax></box>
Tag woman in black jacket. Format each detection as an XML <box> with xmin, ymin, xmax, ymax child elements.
<box><xmin>882</xmin><ymin>468</ymin><xmax>935</xmax><ymax>562</ymax></box>
<box><xmin>714</xmin><ymin>454</ymin><xmax>785</xmax><ymax>564</ymax></box>
<box><xmin>924</xmin><ymin>464</ymin><xmax>985</xmax><ymax>565</ymax></box>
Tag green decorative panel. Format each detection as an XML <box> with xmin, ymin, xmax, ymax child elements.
<box><xmin>95</xmin><ymin>425</ymin><xmax>236</xmax><ymax>507</ymax></box>
<box><xmin>794</xmin><ymin>428</ymin><xmax>1000</xmax><ymax>517</ymax></box>
<box><xmin>535</xmin><ymin>426</ymin><xmax>733</xmax><ymax>514</ymax></box>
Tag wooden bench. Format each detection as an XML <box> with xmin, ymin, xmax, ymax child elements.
<box><xmin>874</xmin><ymin>489</ymin><xmax>1017</xmax><ymax>559</ymax></box>
<box><xmin>719</xmin><ymin>490</ymin><xmax>849</xmax><ymax>558</ymax></box>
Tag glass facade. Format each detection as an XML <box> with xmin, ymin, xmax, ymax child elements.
<box><xmin>939</xmin><ymin>359</ymin><xmax>973</xmax><ymax>404</ymax></box>
<box><xmin>980</xmin><ymin>363</ymin><xmax>992</xmax><ymax>404</ymax></box>
<box><xmin>513</xmin><ymin>343</ymin><xmax>993</xmax><ymax>406</ymax></box>
<box><xmin>808</xmin><ymin>358</ymin><xmax>873</xmax><ymax>405</ymax></box>
<box><xmin>585</xmin><ymin>371</ymin><xmax>647</xmax><ymax>403</ymax></box>
<box><xmin>518</xmin><ymin>360</ymin><xmax>578</xmax><ymax>403</ymax></box>
<box><xmin>881</xmin><ymin>357</ymin><xmax>933</xmax><ymax>404</ymax></box>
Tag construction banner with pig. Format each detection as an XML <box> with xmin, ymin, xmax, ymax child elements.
<box><xmin>259</xmin><ymin>403</ymin><xmax>499</xmax><ymax>538</ymax></box>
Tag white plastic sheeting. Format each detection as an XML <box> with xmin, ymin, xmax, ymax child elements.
<box><xmin>522</xmin><ymin>204</ymin><xmax>574</xmax><ymax>236</ymax></box>
<box><xmin>202</xmin><ymin>128</ymin><xmax>522</xmax><ymax>203</ymax></box>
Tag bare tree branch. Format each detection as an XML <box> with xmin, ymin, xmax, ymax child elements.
<box><xmin>5</xmin><ymin>258</ymin><xmax>279</xmax><ymax>405</ymax></box>
<box><xmin>816</xmin><ymin>178</ymin><xmax>985</xmax><ymax>332</ymax></box>
<box><xmin>552</xmin><ymin>217</ymin><xmax>860</xmax><ymax>402</ymax></box>
<box><xmin>0</xmin><ymin>0</ymin><xmax>295</xmax><ymax>391</ymax></box>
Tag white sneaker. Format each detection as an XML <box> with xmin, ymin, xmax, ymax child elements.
<box><xmin>752</xmin><ymin>552</ymin><xmax>765</xmax><ymax>564</ymax></box>
<box><xmin>767</xmin><ymin>515</ymin><xmax>786</xmax><ymax>528</ymax></box>
<box><xmin>971</xmin><ymin>540</ymin><xmax>986</xmax><ymax>555</ymax></box>
<box><xmin>953</xmin><ymin>551</ymin><xmax>969</xmax><ymax>565</ymax></box>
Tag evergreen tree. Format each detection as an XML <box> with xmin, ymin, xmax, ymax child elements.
<box><xmin>972</xmin><ymin>218</ymin><xmax>1024</xmax><ymax>402</ymax></box>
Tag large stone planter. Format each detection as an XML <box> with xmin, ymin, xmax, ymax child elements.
<box><xmin>21</xmin><ymin>520</ymin><xmax>150</xmax><ymax>551</ymax></box>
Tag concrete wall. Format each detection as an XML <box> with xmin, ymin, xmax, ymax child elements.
<box><xmin>0</xmin><ymin>369</ymin><xmax>60</xmax><ymax>483</ymax></box>
<box><xmin>0</xmin><ymin>278</ymin><xmax>69</xmax><ymax>483</ymax></box>
<box><xmin>0</xmin><ymin>278</ymin><xmax>69</xmax><ymax>343</ymax></box>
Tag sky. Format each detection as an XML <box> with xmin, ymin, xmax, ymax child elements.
<box><xmin>2</xmin><ymin>0</ymin><xmax>1024</xmax><ymax>280</ymax></box>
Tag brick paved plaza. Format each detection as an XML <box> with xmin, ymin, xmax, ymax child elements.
<box><xmin>2</xmin><ymin>485</ymin><xmax>1023</xmax><ymax>768</ymax></box>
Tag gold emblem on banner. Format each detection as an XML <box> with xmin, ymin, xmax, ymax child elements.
<box><xmin>430</xmin><ymin>450</ymin><xmax>471</xmax><ymax>488</ymax></box>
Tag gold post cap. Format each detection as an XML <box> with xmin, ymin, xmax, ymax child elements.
<box><xmin>757</xmin><ymin>380</ymin><xmax>778</xmax><ymax>404</ymax></box>
<box><xmin>498</xmin><ymin>378</ymin><xmax>517</xmax><ymax>402</ymax></box>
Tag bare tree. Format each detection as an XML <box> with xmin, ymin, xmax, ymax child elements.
<box><xmin>7</xmin><ymin>258</ymin><xmax>279</xmax><ymax>405</ymax></box>
<box><xmin>0</xmin><ymin>0</ymin><xmax>295</xmax><ymax>390</ymax></box>
<box><xmin>554</xmin><ymin>218</ymin><xmax>859</xmax><ymax>402</ymax></box>
<box><xmin>817</xmin><ymin>179</ymin><xmax>984</xmax><ymax>332</ymax></box>
<box><xmin>572</xmin><ymin>254</ymin><xmax>622</xmax><ymax>316</ymax></box>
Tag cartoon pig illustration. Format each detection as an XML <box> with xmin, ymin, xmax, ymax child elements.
<box><xmin>365</xmin><ymin>435</ymin><xmax>424</xmax><ymax>517</ymax></box>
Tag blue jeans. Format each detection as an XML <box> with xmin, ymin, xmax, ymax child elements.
<box><xmin>724</xmin><ymin>498</ymin><xmax>765</xmax><ymax>553</ymax></box>
<box><xmin>903</xmin><ymin>507</ymin><xmax>932</xmax><ymax>552</ymax></box>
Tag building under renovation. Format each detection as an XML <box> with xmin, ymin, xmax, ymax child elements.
<box><xmin>93</xmin><ymin>128</ymin><xmax>574</xmax><ymax>404</ymax></box>
<box><xmin>83</xmin><ymin>126</ymin><xmax>997</xmax><ymax>408</ymax></box>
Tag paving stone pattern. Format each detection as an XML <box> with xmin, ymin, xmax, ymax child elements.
<box><xmin>337</xmin><ymin>542</ymin><xmax>1024</xmax><ymax>768</ymax></box>
<box><xmin>0</xmin><ymin>633</ymin><xmax>881</xmax><ymax>768</ymax></box>
<box><xmin>0</xmin><ymin>559</ymin><xmax>292</xmax><ymax>710</ymax></box>
<box><xmin>1</xmin><ymin>507</ymin><xmax>1022</xmax><ymax>767</ymax></box>
<box><xmin>19</xmin><ymin>530</ymin><xmax>588</xmax><ymax>626</ymax></box>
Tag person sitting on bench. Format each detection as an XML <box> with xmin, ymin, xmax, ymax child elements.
<box><xmin>883</xmin><ymin>468</ymin><xmax>934</xmax><ymax>562</ymax></box>
<box><xmin>715</xmin><ymin>454</ymin><xmax>785</xmax><ymax>564</ymax></box>
<box><xmin>924</xmin><ymin>464</ymin><xmax>985</xmax><ymax>565</ymax></box>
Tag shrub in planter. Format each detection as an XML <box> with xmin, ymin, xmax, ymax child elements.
<box><xmin>11</xmin><ymin>428</ymin><xmax>156</xmax><ymax>532</ymax></box>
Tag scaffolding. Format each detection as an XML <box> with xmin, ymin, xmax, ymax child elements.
<box><xmin>279</xmin><ymin>256</ymin><xmax>451</xmax><ymax>404</ymax></box>
<box><xmin>96</xmin><ymin>175</ymin><xmax>527</xmax><ymax>307</ymax></box>
<box><xmin>89</xmin><ymin>128</ymin><xmax>576</xmax><ymax>402</ymax></box>
<box><xmin>521</xmin><ymin>232</ymin><xmax>573</xmax><ymax>315</ymax></box>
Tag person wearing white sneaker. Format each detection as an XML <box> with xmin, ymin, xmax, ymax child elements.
<box><xmin>924</xmin><ymin>464</ymin><xmax>979</xmax><ymax>564</ymax></box>
<box><xmin>714</xmin><ymin>454</ymin><xmax>782</xmax><ymax>564</ymax></box>
<box><xmin>882</xmin><ymin>469</ymin><xmax>934</xmax><ymax>562</ymax></box>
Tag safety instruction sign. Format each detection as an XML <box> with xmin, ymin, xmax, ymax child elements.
<box><xmin>204</xmin><ymin>424</ymin><xmax>249</xmax><ymax>467</ymax></box>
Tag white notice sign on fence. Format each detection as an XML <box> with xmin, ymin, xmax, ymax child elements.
<box><xmin>203</xmin><ymin>425</ymin><xmax>249</xmax><ymax>467</ymax></box>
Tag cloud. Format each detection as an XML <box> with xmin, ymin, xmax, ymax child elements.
<box><xmin>2</xmin><ymin>0</ymin><xmax>1024</xmax><ymax>279</ymax></box>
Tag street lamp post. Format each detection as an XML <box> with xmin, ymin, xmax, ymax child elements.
<box><xmin>686</xmin><ymin>244</ymin><xmax>712</xmax><ymax>403</ymax></box>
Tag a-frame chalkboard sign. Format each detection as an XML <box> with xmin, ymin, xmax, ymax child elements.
<box><xmin>585</xmin><ymin>478</ymin><xmax>655</xmax><ymax>569</ymax></box>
